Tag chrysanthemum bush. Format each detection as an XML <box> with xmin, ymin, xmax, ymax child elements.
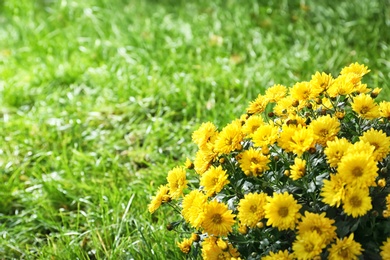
<box><xmin>148</xmin><ymin>63</ymin><xmax>390</xmax><ymax>259</ymax></box>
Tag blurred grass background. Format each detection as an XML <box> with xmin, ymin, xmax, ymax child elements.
<box><xmin>0</xmin><ymin>0</ymin><xmax>389</xmax><ymax>259</ymax></box>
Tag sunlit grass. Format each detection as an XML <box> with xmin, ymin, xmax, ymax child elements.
<box><xmin>0</xmin><ymin>0</ymin><xmax>389</xmax><ymax>258</ymax></box>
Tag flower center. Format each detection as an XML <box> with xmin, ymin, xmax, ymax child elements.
<box><xmin>278</xmin><ymin>206</ymin><xmax>289</xmax><ymax>217</ymax></box>
<box><xmin>311</xmin><ymin>226</ymin><xmax>322</xmax><ymax>234</ymax></box>
<box><xmin>371</xmin><ymin>142</ymin><xmax>379</xmax><ymax>150</ymax></box>
<box><xmin>352</xmin><ymin>167</ymin><xmax>363</xmax><ymax>177</ymax></box>
<box><xmin>320</xmin><ymin>129</ymin><xmax>328</xmax><ymax>137</ymax></box>
<box><xmin>360</xmin><ymin>106</ymin><xmax>369</xmax><ymax>114</ymax></box>
<box><xmin>250</xmin><ymin>205</ymin><xmax>257</xmax><ymax>213</ymax></box>
<box><xmin>212</xmin><ymin>214</ymin><xmax>222</xmax><ymax>224</ymax></box>
<box><xmin>350</xmin><ymin>196</ymin><xmax>362</xmax><ymax>208</ymax></box>
<box><xmin>251</xmin><ymin>157</ymin><xmax>259</xmax><ymax>164</ymax></box>
<box><xmin>339</xmin><ymin>248</ymin><xmax>349</xmax><ymax>258</ymax></box>
<box><xmin>218</xmin><ymin>253</ymin><xmax>226</xmax><ymax>259</ymax></box>
<box><xmin>226</xmin><ymin>137</ymin><xmax>233</xmax><ymax>146</ymax></box>
<box><xmin>304</xmin><ymin>242</ymin><xmax>314</xmax><ymax>252</ymax></box>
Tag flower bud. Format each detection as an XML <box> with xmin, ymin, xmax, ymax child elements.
<box><xmin>190</xmin><ymin>233</ymin><xmax>200</xmax><ymax>242</ymax></box>
<box><xmin>287</xmin><ymin>119</ymin><xmax>297</xmax><ymax>126</ymax></box>
<box><xmin>335</xmin><ymin>111</ymin><xmax>345</xmax><ymax>119</ymax></box>
<box><xmin>166</xmin><ymin>223</ymin><xmax>174</xmax><ymax>231</ymax></box>
<box><xmin>370</xmin><ymin>88</ymin><xmax>381</xmax><ymax>98</ymax></box>
<box><xmin>185</xmin><ymin>158</ymin><xmax>194</xmax><ymax>169</ymax></box>
<box><xmin>238</xmin><ymin>224</ymin><xmax>248</xmax><ymax>234</ymax></box>
<box><xmin>256</xmin><ymin>222</ymin><xmax>264</xmax><ymax>228</ymax></box>
<box><xmin>217</xmin><ymin>239</ymin><xmax>229</xmax><ymax>251</ymax></box>
<box><xmin>371</xmin><ymin>92</ymin><xmax>379</xmax><ymax>98</ymax></box>
<box><xmin>378</xmin><ymin>178</ymin><xmax>386</xmax><ymax>188</ymax></box>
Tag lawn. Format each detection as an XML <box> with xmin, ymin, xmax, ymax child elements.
<box><xmin>0</xmin><ymin>0</ymin><xmax>389</xmax><ymax>259</ymax></box>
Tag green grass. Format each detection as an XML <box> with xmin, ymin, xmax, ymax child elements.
<box><xmin>0</xmin><ymin>0</ymin><xmax>389</xmax><ymax>259</ymax></box>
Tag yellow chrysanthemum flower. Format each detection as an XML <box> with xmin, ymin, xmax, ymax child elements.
<box><xmin>309</xmin><ymin>115</ymin><xmax>340</xmax><ymax>146</ymax></box>
<box><xmin>261</xmin><ymin>250</ymin><xmax>293</xmax><ymax>260</ymax></box>
<box><xmin>328</xmin><ymin>233</ymin><xmax>363</xmax><ymax>260</ymax></box>
<box><xmin>252</xmin><ymin>123</ymin><xmax>279</xmax><ymax>148</ymax></box>
<box><xmin>337</xmin><ymin>152</ymin><xmax>378</xmax><ymax>188</ymax></box>
<box><xmin>182</xmin><ymin>190</ymin><xmax>207</xmax><ymax>228</ymax></box>
<box><xmin>310</xmin><ymin>71</ymin><xmax>334</xmax><ymax>93</ymax></box>
<box><xmin>292</xmin><ymin>231</ymin><xmax>326</xmax><ymax>260</ymax></box>
<box><xmin>342</xmin><ymin>187</ymin><xmax>372</xmax><ymax>218</ymax></box>
<box><xmin>201</xmin><ymin>236</ymin><xmax>240</xmax><ymax>260</ymax></box>
<box><xmin>214</xmin><ymin>119</ymin><xmax>244</xmax><ymax>154</ymax></box>
<box><xmin>354</xmin><ymin>82</ymin><xmax>369</xmax><ymax>94</ymax></box>
<box><xmin>200</xmin><ymin>165</ymin><xmax>230</xmax><ymax>197</ymax></box>
<box><xmin>278</xmin><ymin>124</ymin><xmax>298</xmax><ymax>152</ymax></box>
<box><xmin>242</xmin><ymin>115</ymin><xmax>264</xmax><ymax>138</ymax></box>
<box><xmin>324</xmin><ymin>137</ymin><xmax>352</xmax><ymax>168</ymax></box>
<box><xmin>264</xmin><ymin>192</ymin><xmax>302</xmax><ymax>231</ymax></box>
<box><xmin>346</xmin><ymin>140</ymin><xmax>375</xmax><ymax>157</ymax></box>
<box><xmin>265</xmin><ymin>84</ymin><xmax>288</xmax><ymax>103</ymax></box>
<box><xmin>296</xmin><ymin>212</ymin><xmax>337</xmax><ymax>244</ymax></box>
<box><xmin>359</xmin><ymin>128</ymin><xmax>390</xmax><ymax>162</ymax></box>
<box><xmin>340</xmin><ymin>62</ymin><xmax>370</xmax><ymax>77</ymax></box>
<box><xmin>273</xmin><ymin>96</ymin><xmax>296</xmax><ymax>118</ymax></box>
<box><xmin>237</xmin><ymin>192</ymin><xmax>268</xmax><ymax>228</ymax></box>
<box><xmin>238</xmin><ymin>147</ymin><xmax>270</xmax><ymax>177</ymax></box>
<box><xmin>193</xmin><ymin>147</ymin><xmax>218</xmax><ymax>175</ymax></box>
<box><xmin>247</xmin><ymin>94</ymin><xmax>269</xmax><ymax>115</ymax></box>
<box><xmin>148</xmin><ymin>185</ymin><xmax>170</xmax><ymax>214</ymax></box>
<box><xmin>291</xmin><ymin>81</ymin><xmax>321</xmax><ymax>102</ymax></box>
<box><xmin>289</xmin><ymin>157</ymin><xmax>306</xmax><ymax>180</ymax></box>
<box><xmin>201</xmin><ymin>236</ymin><xmax>218</xmax><ymax>257</ymax></box>
<box><xmin>327</xmin><ymin>73</ymin><xmax>356</xmax><ymax>97</ymax></box>
<box><xmin>321</xmin><ymin>173</ymin><xmax>346</xmax><ymax>207</ymax></box>
<box><xmin>167</xmin><ymin>166</ymin><xmax>188</xmax><ymax>199</ymax></box>
<box><xmin>201</xmin><ymin>200</ymin><xmax>236</xmax><ymax>236</ymax></box>
<box><xmin>192</xmin><ymin>122</ymin><xmax>218</xmax><ymax>150</ymax></box>
<box><xmin>379</xmin><ymin>101</ymin><xmax>390</xmax><ymax>119</ymax></box>
<box><xmin>351</xmin><ymin>93</ymin><xmax>380</xmax><ymax>119</ymax></box>
<box><xmin>177</xmin><ymin>237</ymin><xmax>193</xmax><ymax>254</ymax></box>
<box><xmin>289</xmin><ymin>126</ymin><xmax>315</xmax><ymax>157</ymax></box>
<box><xmin>380</xmin><ymin>237</ymin><xmax>390</xmax><ymax>260</ymax></box>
